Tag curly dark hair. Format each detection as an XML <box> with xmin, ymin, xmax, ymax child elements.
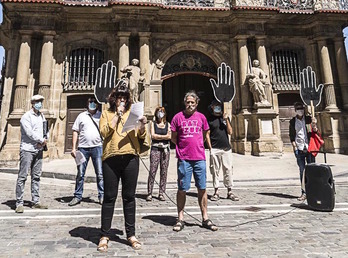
<box><xmin>107</xmin><ymin>80</ymin><xmax>132</xmax><ymax>112</ymax></box>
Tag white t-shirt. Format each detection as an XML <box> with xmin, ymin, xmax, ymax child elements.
<box><xmin>72</xmin><ymin>110</ymin><xmax>103</xmax><ymax>148</ymax></box>
<box><xmin>295</xmin><ymin>116</ymin><xmax>308</xmax><ymax>151</ymax></box>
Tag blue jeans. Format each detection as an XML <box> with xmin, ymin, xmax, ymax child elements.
<box><xmin>295</xmin><ymin>150</ymin><xmax>315</xmax><ymax>194</ymax></box>
<box><xmin>74</xmin><ymin>146</ymin><xmax>104</xmax><ymax>200</ymax></box>
<box><xmin>177</xmin><ymin>160</ymin><xmax>206</xmax><ymax>191</ymax></box>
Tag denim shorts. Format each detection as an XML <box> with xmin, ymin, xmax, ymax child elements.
<box><xmin>177</xmin><ymin>160</ymin><xmax>206</xmax><ymax>191</ymax></box>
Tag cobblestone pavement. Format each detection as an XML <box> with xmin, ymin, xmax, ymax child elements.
<box><xmin>1</xmin><ymin>173</ymin><xmax>348</xmax><ymax>258</ymax></box>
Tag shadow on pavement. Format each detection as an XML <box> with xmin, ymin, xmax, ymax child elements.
<box><xmin>69</xmin><ymin>227</ymin><xmax>124</xmax><ymax>246</ymax></box>
<box><xmin>290</xmin><ymin>203</ymin><xmax>314</xmax><ymax>211</ymax></box>
<box><xmin>2</xmin><ymin>200</ymin><xmax>32</xmax><ymax>210</ymax></box>
<box><xmin>135</xmin><ymin>193</ymin><xmax>148</xmax><ymax>200</ymax></box>
<box><xmin>142</xmin><ymin>215</ymin><xmax>199</xmax><ymax>228</ymax></box>
<box><xmin>258</xmin><ymin>192</ymin><xmax>298</xmax><ymax>199</ymax></box>
<box><xmin>142</xmin><ymin>215</ymin><xmax>176</xmax><ymax>226</ymax></box>
<box><xmin>55</xmin><ymin>196</ymin><xmax>99</xmax><ymax>205</ymax></box>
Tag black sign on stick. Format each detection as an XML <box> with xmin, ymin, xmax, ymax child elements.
<box><xmin>210</xmin><ymin>62</ymin><xmax>236</xmax><ymax>103</ymax></box>
<box><xmin>299</xmin><ymin>66</ymin><xmax>324</xmax><ymax>118</ymax></box>
<box><xmin>94</xmin><ymin>60</ymin><xmax>117</xmax><ymax>104</ymax></box>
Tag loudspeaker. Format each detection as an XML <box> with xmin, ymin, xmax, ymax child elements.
<box><xmin>305</xmin><ymin>163</ymin><xmax>335</xmax><ymax>212</ymax></box>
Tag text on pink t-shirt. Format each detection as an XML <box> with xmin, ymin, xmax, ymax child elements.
<box><xmin>171</xmin><ymin>111</ymin><xmax>209</xmax><ymax>161</ymax></box>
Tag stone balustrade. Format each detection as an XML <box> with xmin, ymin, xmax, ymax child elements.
<box><xmin>60</xmin><ymin>0</ymin><xmax>348</xmax><ymax>11</ymax></box>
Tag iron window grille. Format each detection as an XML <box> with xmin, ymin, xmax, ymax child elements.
<box><xmin>270</xmin><ymin>49</ymin><xmax>303</xmax><ymax>91</ymax></box>
<box><xmin>62</xmin><ymin>47</ymin><xmax>104</xmax><ymax>91</ymax></box>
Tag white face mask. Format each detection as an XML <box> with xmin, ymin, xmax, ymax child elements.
<box><xmin>296</xmin><ymin>110</ymin><xmax>304</xmax><ymax>116</ymax></box>
<box><xmin>157</xmin><ymin>111</ymin><xmax>164</xmax><ymax>119</ymax></box>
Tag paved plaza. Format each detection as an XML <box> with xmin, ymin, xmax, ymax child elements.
<box><xmin>0</xmin><ymin>152</ymin><xmax>348</xmax><ymax>257</ymax></box>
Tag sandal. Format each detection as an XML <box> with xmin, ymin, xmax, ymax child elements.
<box><xmin>97</xmin><ymin>236</ymin><xmax>109</xmax><ymax>252</ymax></box>
<box><xmin>202</xmin><ymin>219</ymin><xmax>218</xmax><ymax>231</ymax></box>
<box><xmin>158</xmin><ymin>194</ymin><xmax>165</xmax><ymax>201</ymax></box>
<box><xmin>128</xmin><ymin>236</ymin><xmax>142</xmax><ymax>250</ymax></box>
<box><xmin>146</xmin><ymin>195</ymin><xmax>152</xmax><ymax>202</ymax></box>
<box><xmin>227</xmin><ymin>192</ymin><xmax>239</xmax><ymax>201</ymax></box>
<box><xmin>210</xmin><ymin>193</ymin><xmax>220</xmax><ymax>201</ymax></box>
<box><xmin>173</xmin><ymin>219</ymin><xmax>185</xmax><ymax>232</ymax></box>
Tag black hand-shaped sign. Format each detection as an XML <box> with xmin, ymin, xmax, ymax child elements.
<box><xmin>210</xmin><ymin>62</ymin><xmax>236</xmax><ymax>103</ymax></box>
<box><xmin>300</xmin><ymin>66</ymin><xmax>324</xmax><ymax>107</ymax></box>
<box><xmin>94</xmin><ymin>60</ymin><xmax>117</xmax><ymax>104</ymax></box>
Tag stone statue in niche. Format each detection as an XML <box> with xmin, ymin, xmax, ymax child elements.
<box><xmin>121</xmin><ymin>58</ymin><xmax>145</xmax><ymax>103</ymax></box>
<box><xmin>150</xmin><ymin>59</ymin><xmax>165</xmax><ymax>81</ymax></box>
<box><xmin>246</xmin><ymin>59</ymin><xmax>271</xmax><ymax>108</ymax></box>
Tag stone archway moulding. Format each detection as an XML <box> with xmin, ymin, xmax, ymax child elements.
<box><xmin>158</xmin><ymin>40</ymin><xmax>226</xmax><ymax>80</ymax></box>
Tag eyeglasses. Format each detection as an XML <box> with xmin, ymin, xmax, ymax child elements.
<box><xmin>89</xmin><ymin>100</ymin><xmax>97</xmax><ymax>103</ymax></box>
<box><xmin>296</xmin><ymin>107</ymin><xmax>304</xmax><ymax>110</ymax></box>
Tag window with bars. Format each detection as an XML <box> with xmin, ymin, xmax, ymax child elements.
<box><xmin>63</xmin><ymin>47</ymin><xmax>104</xmax><ymax>91</ymax></box>
<box><xmin>270</xmin><ymin>49</ymin><xmax>303</xmax><ymax>91</ymax></box>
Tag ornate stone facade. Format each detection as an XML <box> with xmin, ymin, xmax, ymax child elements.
<box><xmin>0</xmin><ymin>0</ymin><xmax>347</xmax><ymax>164</ymax></box>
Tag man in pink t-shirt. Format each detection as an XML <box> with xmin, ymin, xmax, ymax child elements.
<box><xmin>171</xmin><ymin>91</ymin><xmax>218</xmax><ymax>232</ymax></box>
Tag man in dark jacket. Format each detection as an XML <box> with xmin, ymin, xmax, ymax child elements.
<box><xmin>289</xmin><ymin>102</ymin><xmax>318</xmax><ymax>201</ymax></box>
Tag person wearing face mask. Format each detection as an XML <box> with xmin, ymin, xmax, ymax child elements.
<box><xmin>15</xmin><ymin>95</ymin><xmax>49</xmax><ymax>213</ymax></box>
<box><xmin>146</xmin><ymin>107</ymin><xmax>171</xmax><ymax>202</ymax></box>
<box><xmin>289</xmin><ymin>102</ymin><xmax>318</xmax><ymax>201</ymax></box>
<box><xmin>206</xmin><ymin>100</ymin><xmax>239</xmax><ymax>202</ymax></box>
<box><xmin>69</xmin><ymin>97</ymin><xmax>104</xmax><ymax>206</ymax></box>
<box><xmin>171</xmin><ymin>91</ymin><xmax>218</xmax><ymax>232</ymax></box>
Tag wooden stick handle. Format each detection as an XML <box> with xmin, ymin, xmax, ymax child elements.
<box><xmin>310</xmin><ymin>100</ymin><xmax>315</xmax><ymax>119</ymax></box>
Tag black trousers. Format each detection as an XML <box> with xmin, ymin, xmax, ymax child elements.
<box><xmin>101</xmin><ymin>154</ymin><xmax>139</xmax><ymax>238</ymax></box>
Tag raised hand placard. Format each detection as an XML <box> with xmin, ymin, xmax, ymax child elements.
<box><xmin>210</xmin><ymin>62</ymin><xmax>235</xmax><ymax>103</ymax></box>
<box><xmin>299</xmin><ymin>66</ymin><xmax>324</xmax><ymax>118</ymax></box>
<box><xmin>210</xmin><ymin>62</ymin><xmax>235</xmax><ymax>118</ymax></box>
<box><xmin>94</xmin><ymin>60</ymin><xmax>117</xmax><ymax>104</ymax></box>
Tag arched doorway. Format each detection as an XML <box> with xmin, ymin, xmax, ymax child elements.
<box><xmin>161</xmin><ymin>50</ymin><xmax>217</xmax><ymax>121</ymax></box>
<box><xmin>162</xmin><ymin>74</ymin><xmax>214</xmax><ymax>121</ymax></box>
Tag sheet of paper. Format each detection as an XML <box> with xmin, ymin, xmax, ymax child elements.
<box><xmin>121</xmin><ymin>102</ymin><xmax>144</xmax><ymax>133</ymax></box>
<box><xmin>75</xmin><ymin>150</ymin><xmax>86</xmax><ymax>166</ymax></box>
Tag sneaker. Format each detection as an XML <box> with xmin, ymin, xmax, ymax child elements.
<box><xmin>146</xmin><ymin>195</ymin><xmax>152</xmax><ymax>202</ymax></box>
<box><xmin>68</xmin><ymin>198</ymin><xmax>81</xmax><ymax>206</ymax></box>
<box><xmin>297</xmin><ymin>194</ymin><xmax>306</xmax><ymax>201</ymax></box>
<box><xmin>98</xmin><ymin>198</ymin><xmax>103</xmax><ymax>205</ymax></box>
<box><xmin>33</xmin><ymin>203</ymin><xmax>48</xmax><ymax>209</ymax></box>
<box><xmin>15</xmin><ymin>206</ymin><xmax>24</xmax><ymax>213</ymax></box>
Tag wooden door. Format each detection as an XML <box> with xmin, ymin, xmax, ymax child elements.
<box><xmin>162</xmin><ymin>74</ymin><xmax>214</xmax><ymax>122</ymax></box>
<box><xmin>278</xmin><ymin>93</ymin><xmax>302</xmax><ymax>145</ymax></box>
<box><xmin>64</xmin><ymin>94</ymin><xmax>94</xmax><ymax>153</ymax></box>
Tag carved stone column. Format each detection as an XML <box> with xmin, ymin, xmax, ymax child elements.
<box><xmin>139</xmin><ymin>32</ymin><xmax>152</xmax><ymax>115</ymax></box>
<box><xmin>234</xmin><ymin>36</ymin><xmax>251</xmax><ymax>154</ymax></box>
<box><xmin>38</xmin><ymin>34</ymin><xmax>54</xmax><ymax>114</ymax></box>
<box><xmin>139</xmin><ymin>32</ymin><xmax>151</xmax><ymax>85</ymax></box>
<box><xmin>317</xmin><ymin>39</ymin><xmax>338</xmax><ymax>111</ymax></box>
<box><xmin>12</xmin><ymin>34</ymin><xmax>31</xmax><ymax>115</ymax></box>
<box><xmin>237</xmin><ymin>36</ymin><xmax>251</xmax><ymax>110</ymax></box>
<box><xmin>117</xmin><ymin>32</ymin><xmax>131</xmax><ymax>78</ymax></box>
<box><xmin>256</xmin><ymin>36</ymin><xmax>272</xmax><ymax>104</ymax></box>
<box><xmin>334</xmin><ymin>37</ymin><xmax>348</xmax><ymax>110</ymax></box>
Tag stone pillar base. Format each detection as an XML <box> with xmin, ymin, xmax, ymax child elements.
<box><xmin>250</xmin><ymin>108</ymin><xmax>283</xmax><ymax>156</ymax></box>
<box><xmin>318</xmin><ymin>110</ymin><xmax>348</xmax><ymax>154</ymax></box>
<box><xmin>231</xmin><ymin>111</ymin><xmax>252</xmax><ymax>155</ymax></box>
<box><xmin>147</xmin><ymin>80</ymin><xmax>163</xmax><ymax>117</ymax></box>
